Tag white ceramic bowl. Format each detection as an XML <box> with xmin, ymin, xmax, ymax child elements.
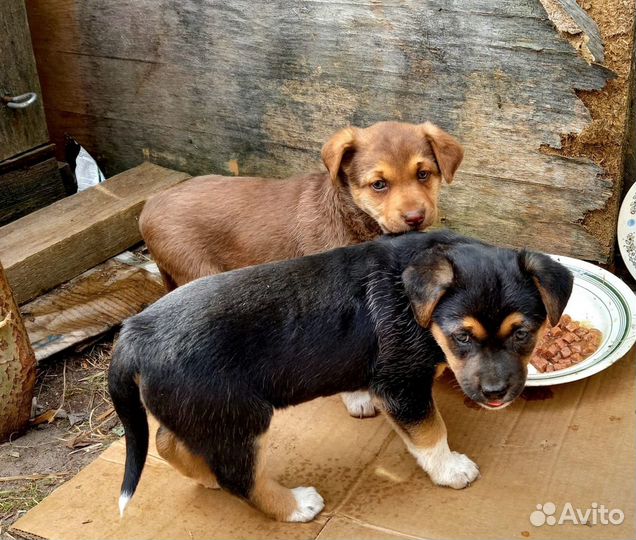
<box><xmin>525</xmin><ymin>254</ymin><xmax>636</xmax><ymax>386</ymax></box>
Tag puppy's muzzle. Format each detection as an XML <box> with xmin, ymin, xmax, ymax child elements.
<box><xmin>404</xmin><ymin>210</ymin><xmax>425</xmax><ymax>229</ymax></box>
<box><xmin>479</xmin><ymin>380</ymin><xmax>509</xmax><ymax>402</ymax></box>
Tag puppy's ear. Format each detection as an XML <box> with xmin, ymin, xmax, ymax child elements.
<box><xmin>321</xmin><ymin>127</ymin><xmax>356</xmax><ymax>186</ymax></box>
<box><xmin>518</xmin><ymin>251</ymin><xmax>574</xmax><ymax>326</ymax></box>
<box><xmin>402</xmin><ymin>248</ymin><xmax>454</xmax><ymax>327</ymax></box>
<box><xmin>420</xmin><ymin>122</ymin><xmax>464</xmax><ymax>184</ymax></box>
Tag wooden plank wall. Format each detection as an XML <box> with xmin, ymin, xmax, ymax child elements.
<box><xmin>0</xmin><ymin>0</ymin><xmax>48</xmax><ymax>161</ymax></box>
<box><xmin>25</xmin><ymin>0</ymin><xmax>636</xmax><ymax>262</ymax></box>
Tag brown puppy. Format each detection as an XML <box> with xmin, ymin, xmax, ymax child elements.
<box><xmin>140</xmin><ymin>121</ymin><xmax>463</xmax><ymax>287</ymax></box>
<box><xmin>140</xmin><ymin>121</ymin><xmax>463</xmax><ymax>419</ymax></box>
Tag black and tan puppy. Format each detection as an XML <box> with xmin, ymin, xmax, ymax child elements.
<box><xmin>109</xmin><ymin>231</ymin><xmax>573</xmax><ymax>522</ymax></box>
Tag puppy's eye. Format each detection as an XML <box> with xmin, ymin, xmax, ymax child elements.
<box><xmin>371</xmin><ymin>179</ymin><xmax>388</xmax><ymax>191</ymax></box>
<box><xmin>514</xmin><ymin>328</ymin><xmax>529</xmax><ymax>341</ymax></box>
<box><xmin>453</xmin><ymin>332</ymin><xmax>472</xmax><ymax>345</ymax></box>
<box><xmin>417</xmin><ymin>170</ymin><xmax>430</xmax><ymax>181</ymax></box>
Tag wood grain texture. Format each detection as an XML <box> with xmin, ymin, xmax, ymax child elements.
<box><xmin>26</xmin><ymin>0</ymin><xmax>629</xmax><ymax>261</ymax></box>
<box><xmin>0</xmin><ymin>144</ymin><xmax>67</xmax><ymax>226</ymax></box>
<box><xmin>0</xmin><ymin>260</ymin><xmax>36</xmax><ymax>441</ymax></box>
<box><xmin>22</xmin><ymin>257</ymin><xmax>164</xmax><ymax>361</ymax></box>
<box><xmin>0</xmin><ymin>162</ymin><xmax>190</xmax><ymax>304</ymax></box>
<box><xmin>539</xmin><ymin>0</ymin><xmax>604</xmax><ymax>63</ymax></box>
<box><xmin>0</xmin><ymin>0</ymin><xmax>48</xmax><ymax>160</ymax></box>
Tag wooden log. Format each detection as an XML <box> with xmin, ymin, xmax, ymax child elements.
<box><xmin>26</xmin><ymin>0</ymin><xmax>634</xmax><ymax>262</ymax></box>
<box><xmin>0</xmin><ymin>260</ymin><xmax>36</xmax><ymax>441</ymax></box>
<box><xmin>0</xmin><ymin>162</ymin><xmax>190</xmax><ymax>305</ymax></box>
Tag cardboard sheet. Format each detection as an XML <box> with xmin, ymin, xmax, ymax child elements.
<box><xmin>11</xmin><ymin>350</ymin><xmax>635</xmax><ymax>540</ymax></box>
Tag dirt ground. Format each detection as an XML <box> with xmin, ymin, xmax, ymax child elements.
<box><xmin>0</xmin><ymin>334</ymin><xmax>120</xmax><ymax>538</ymax></box>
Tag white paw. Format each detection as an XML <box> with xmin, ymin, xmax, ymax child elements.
<box><xmin>341</xmin><ymin>391</ymin><xmax>377</xmax><ymax>418</ymax></box>
<box><xmin>428</xmin><ymin>451</ymin><xmax>480</xmax><ymax>489</ymax></box>
<box><xmin>287</xmin><ymin>486</ymin><xmax>325</xmax><ymax>522</ymax></box>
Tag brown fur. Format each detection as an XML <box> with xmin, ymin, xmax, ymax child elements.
<box><xmin>407</xmin><ymin>258</ymin><xmax>455</xmax><ymax>327</ymax></box>
<box><xmin>383</xmin><ymin>403</ymin><xmax>447</xmax><ymax>450</ymax></box>
<box><xmin>247</xmin><ymin>433</ymin><xmax>300</xmax><ymax>521</ymax></box>
<box><xmin>140</xmin><ymin>121</ymin><xmax>463</xmax><ymax>289</ymax></box>
<box><xmin>156</xmin><ymin>425</ymin><xmax>219</xmax><ymax>489</ymax></box>
<box><xmin>532</xmin><ymin>276</ymin><xmax>563</xmax><ymax>326</ymax></box>
<box><xmin>435</xmin><ymin>363</ymin><xmax>448</xmax><ymax>378</ymax></box>
<box><xmin>403</xmin><ymin>407</ymin><xmax>447</xmax><ymax>448</ymax></box>
<box><xmin>430</xmin><ymin>323</ymin><xmax>464</xmax><ymax>378</ymax></box>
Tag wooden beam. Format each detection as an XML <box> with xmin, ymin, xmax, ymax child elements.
<box><xmin>0</xmin><ymin>144</ymin><xmax>69</xmax><ymax>226</ymax></box>
<box><xmin>0</xmin><ymin>162</ymin><xmax>190</xmax><ymax>304</ymax></box>
<box><xmin>0</xmin><ymin>260</ymin><xmax>36</xmax><ymax>441</ymax></box>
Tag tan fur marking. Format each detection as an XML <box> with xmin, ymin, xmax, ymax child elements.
<box><xmin>498</xmin><ymin>312</ymin><xmax>526</xmax><ymax>338</ymax></box>
<box><xmin>524</xmin><ymin>320</ymin><xmax>550</xmax><ymax>365</ymax></box>
<box><xmin>431</xmin><ymin>323</ymin><xmax>463</xmax><ymax>378</ymax></box>
<box><xmin>532</xmin><ymin>276</ymin><xmax>562</xmax><ymax>326</ymax></box>
<box><xmin>462</xmin><ymin>316</ymin><xmax>487</xmax><ymax>340</ymax></box>
<box><xmin>435</xmin><ymin>363</ymin><xmax>448</xmax><ymax>378</ymax></box>
<box><xmin>411</xmin><ymin>261</ymin><xmax>454</xmax><ymax>327</ymax></box>
<box><xmin>415</xmin><ymin>302</ymin><xmax>437</xmax><ymax>328</ymax></box>
<box><xmin>383</xmin><ymin>402</ymin><xmax>447</xmax><ymax>449</ymax></box>
<box><xmin>406</xmin><ymin>408</ymin><xmax>447</xmax><ymax>448</ymax></box>
<box><xmin>249</xmin><ymin>432</ymin><xmax>299</xmax><ymax>521</ymax></box>
<box><xmin>156</xmin><ymin>425</ymin><xmax>219</xmax><ymax>489</ymax></box>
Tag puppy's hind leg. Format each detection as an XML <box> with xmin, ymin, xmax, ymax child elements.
<box><xmin>340</xmin><ymin>390</ymin><xmax>378</xmax><ymax>418</ymax></box>
<box><xmin>211</xmin><ymin>428</ymin><xmax>324</xmax><ymax>522</ymax></box>
<box><xmin>251</xmin><ymin>433</ymin><xmax>324</xmax><ymax>522</ymax></box>
<box><xmin>156</xmin><ymin>424</ymin><xmax>219</xmax><ymax>489</ymax></box>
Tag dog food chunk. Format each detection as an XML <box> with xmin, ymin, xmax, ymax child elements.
<box><xmin>530</xmin><ymin>316</ymin><xmax>602</xmax><ymax>373</ymax></box>
<box><xmin>562</xmin><ymin>332</ymin><xmax>576</xmax><ymax>344</ymax></box>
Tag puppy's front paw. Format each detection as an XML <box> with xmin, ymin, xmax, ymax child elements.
<box><xmin>341</xmin><ymin>391</ymin><xmax>377</xmax><ymax>418</ymax></box>
<box><xmin>428</xmin><ymin>451</ymin><xmax>480</xmax><ymax>489</ymax></box>
<box><xmin>287</xmin><ymin>487</ymin><xmax>325</xmax><ymax>522</ymax></box>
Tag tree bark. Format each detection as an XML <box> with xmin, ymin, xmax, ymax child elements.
<box><xmin>0</xmin><ymin>259</ymin><xmax>35</xmax><ymax>441</ymax></box>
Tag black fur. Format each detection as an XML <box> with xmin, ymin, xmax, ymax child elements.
<box><xmin>108</xmin><ymin>230</ymin><xmax>573</xmax><ymax>506</ymax></box>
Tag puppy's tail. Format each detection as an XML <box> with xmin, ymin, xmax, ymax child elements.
<box><xmin>108</xmin><ymin>334</ymin><xmax>149</xmax><ymax>518</ymax></box>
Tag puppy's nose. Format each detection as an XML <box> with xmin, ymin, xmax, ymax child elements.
<box><xmin>404</xmin><ymin>211</ymin><xmax>424</xmax><ymax>227</ymax></box>
<box><xmin>480</xmin><ymin>381</ymin><xmax>508</xmax><ymax>401</ymax></box>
